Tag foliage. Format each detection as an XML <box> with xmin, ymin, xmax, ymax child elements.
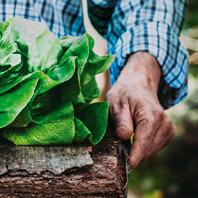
<box><xmin>0</xmin><ymin>18</ymin><xmax>114</xmax><ymax>145</ymax></box>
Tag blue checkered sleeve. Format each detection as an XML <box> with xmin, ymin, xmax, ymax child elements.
<box><xmin>90</xmin><ymin>0</ymin><xmax>189</xmax><ymax>108</ymax></box>
<box><xmin>0</xmin><ymin>0</ymin><xmax>85</xmax><ymax>38</ymax></box>
<box><xmin>0</xmin><ymin>0</ymin><xmax>189</xmax><ymax>108</ymax></box>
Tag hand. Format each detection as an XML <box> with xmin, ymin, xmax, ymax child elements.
<box><xmin>107</xmin><ymin>52</ymin><xmax>175</xmax><ymax>168</ymax></box>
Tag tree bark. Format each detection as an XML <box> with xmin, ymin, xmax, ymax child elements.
<box><xmin>0</xmin><ymin>131</ymin><xmax>128</xmax><ymax>198</ymax></box>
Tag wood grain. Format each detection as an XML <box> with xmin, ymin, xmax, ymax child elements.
<box><xmin>0</xmin><ymin>132</ymin><xmax>128</xmax><ymax>197</ymax></box>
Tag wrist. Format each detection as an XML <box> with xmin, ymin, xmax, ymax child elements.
<box><xmin>117</xmin><ymin>52</ymin><xmax>161</xmax><ymax>93</ymax></box>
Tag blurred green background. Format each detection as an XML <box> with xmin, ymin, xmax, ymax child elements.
<box><xmin>128</xmin><ymin>1</ymin><xmax>198</xmax><ymax>198</ymax></box>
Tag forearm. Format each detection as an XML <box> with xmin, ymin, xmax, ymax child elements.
<box><xmin>117</xmin><ymin>52</ymin><xmax>161</xmax><ymax>94</ymax></box>
<box><xmin>107</xmin><ymin>0</ymin><xmax>188</xmax><ymax>108</ymax></box>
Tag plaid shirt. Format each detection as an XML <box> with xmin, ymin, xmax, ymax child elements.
<box><xmin>0</xmin><ymin>0</ymin><xmax>188</xmax><ymax>108</ymax></box>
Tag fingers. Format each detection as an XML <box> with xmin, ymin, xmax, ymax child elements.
<box><xmin>146</xmin><ymin>117</ymin><xmax>175</xmax><ymax>157</ymax></box>
<box><xmin>129</xmin><ymin>106</ymin><xmax>164</xmax><ymax>168</ymax></box>
<box><xmin>129</xmin><ymin>108</ymin><xmax>175</xmax><ymax>168</ymax></box>
<box><xmin>107</xmin><ymin>95</ymin><xmax>133</xmax><ymax>140</ymax></box>
<box><xmin>107</xmin><ymin>86</ymin><xmax>175</xmax><ymax>169</ymax></box>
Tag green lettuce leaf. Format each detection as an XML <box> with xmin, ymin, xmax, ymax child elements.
<box><xmin>0</xmin><ymin>18</ymin><xmax>115</xmax><ymax>145</ymax></box>
<box><xmin>73</xmin><ymin>117</ymin><xmax>91</xmax><ymax>143</ymax></box>
<box><xmin>3</xmin><ymin>103</ymin><xmax>75</xmax><ymax>145</ymax></box>
<box><xmin>0</xmin><ymin>77</ymin><xmax>39</xmax><ymax>128</ymax></box>
<box><xmin>75</xmin><ymin>102</ymin><xmax>109</xmax><ymax>145</ymax></box>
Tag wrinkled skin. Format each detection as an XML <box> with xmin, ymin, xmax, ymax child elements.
<box><xmin>107</xmin><ymin>52</ymin><xmax>175</xmax><ymax>168</ymax></box>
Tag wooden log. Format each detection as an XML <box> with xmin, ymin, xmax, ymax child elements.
<box><xmin>0</xmin><ymin>131</ymin><xmax>128</xmax><ymax>197</ymax></box>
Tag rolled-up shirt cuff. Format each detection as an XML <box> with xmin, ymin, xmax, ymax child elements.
<box><xmin>108</xmin><ymin>22</ymin><xmax>189</xmax><ymax>108</ymax></box>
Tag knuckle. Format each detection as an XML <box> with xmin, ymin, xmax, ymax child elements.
<box><xmin>166</xmin><ymin>120</ymin><xmax>173</xmax><ymax>130</ymax></box>
<box><xmin>119</xmin><ymin>98</ymin><xmax>129</xmax><ymax>109</ymax></box>
<box><xmin>155</xmin><ymin>109</ymin><xmax>165</xmax><ymax>122</ymax></box>
<box><xmin>165</xmin><ymin>119</ymin><xmax>175</xmax><ymax>136</ymax></box>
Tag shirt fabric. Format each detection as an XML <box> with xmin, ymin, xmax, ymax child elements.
<box><xmin>0</xmin><ymin>0</ymin><xmax>188</xmax><ymax>108</ymax></box>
